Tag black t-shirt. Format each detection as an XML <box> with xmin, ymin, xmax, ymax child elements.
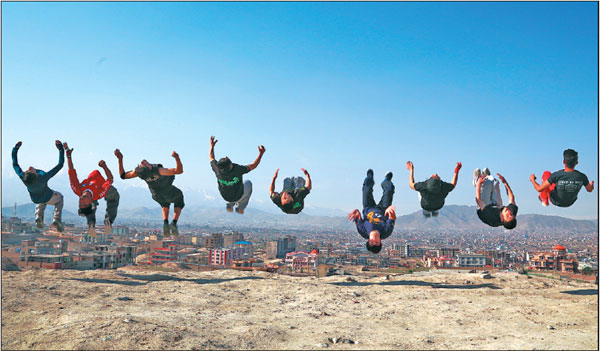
<box><xmin>138</xmin><ymin>164</ymin><xmax>174</xmax><ymax>195</ymax></box>
<box><xmin>211</xmin><ymin>160</ymin><xmax>250</xmax><ymax>202</ymax></box>
<box><xmin>548</xmin><ymin>170</ymin><xmax>589</xmax><ymax>207</ymax></box>
<box><xmin>414</xmin><ymin>179</ymin><xmax>455</xmax><ymax>211</ymax></box>
<box><xmin>477</xmin><ymin>203</ymin><xmax>518</xmax><ymax>227</ymax></box>
<box><xmin>271</xmin><ymin>187</ymin><xmax>311</xmax><ymax>214</ymax></box>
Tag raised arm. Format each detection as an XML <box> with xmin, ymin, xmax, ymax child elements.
<box><xmin>209</xmin><ymin>136</ymin><xmax>217</xmax><ymax>162</ymax></box>
<box><xmin>497</xmin><ymin>173</ymin><xmax>515</xmax><ymax>205</ymax></box>
<box><xmin>301</xmin><ymin>168</ymin><xmax>312</xmax><ymax>190</ymax></box>
<box><xmin>450</xmin><ymin>162</ymin><xmax>462</xmax><ymax>187</ymax></box>
<box><xmin>529</xmin><ymin>174</ymin><xmax>552</xmax><ymax>192</ymax></box>
<box><xmin>247</xmin><ymin>145</ymin><xmax>266</xmax><ymax>171</ymax></box>
<box><xmin>406</xmin><ymin>161</ymin><xmax>416</xmax><ymax>190</ymax></box>
<box><xmin>63</xmin><ymin>142</ymin><xmax>74</xmax><ymax>170</ymax></box>
<box><xmin>98</xmin><ymin>160</ymin><xmax>113</xmax><ymax>181</ymax></box>
<box><xmin>585</xmin><ymin>181</ymin><xmax>595</xmax><ymax>192</ymax></box>
<box><xmin>269</xmin><ymin>169</ymin><xmax>279</xmax><ymax>196</ymax></box>
<box><xmin>12</xmin><ymin>141</ymin><xmax>23</xmax><ymax>177</ymax></box>
<box><xmin>114</xmin><ymin>148</ymin><xmax>137</xmax><ymax>179</ymax></box>
<box><xmin>158</xmin><ymin>151</ymin><xmax>183</xmax><ymax>176</ymax></box>
<box><xmin>45</xmin><ymin>140</ymin><xmax>65</xmax><ymax>178</ymax></box>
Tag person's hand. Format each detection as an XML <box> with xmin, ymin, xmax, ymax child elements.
<box><xmin>529</xmin><ymin>174</ymin><xmax>536</xmax><ymax>182</ymax></box>
<box><xmin>98</xmin><ymin>160</ymin><xmax>106</xmax><ymax>168</ymax></box>
<box><xmin>497</xmin><ymin>173</ymin><xmax>506</xmax><ymax>183</ymax></box>
<box><xmin>15</xmin><ymin>141</ymin><xmax>22</xmax><ymax>149</ymax></box>
<box><xmin>274</xmin><ymin>168</ymin><xmax>279</xmax><ymax>178</ymax></box>
<box><xmin>63</xmin><ymin>142</ymin><xmax>73</xmax><ymax>156</ymax></box>
<box><xmin>55</xmin><ymin>140</ymin><xmax>63</xmax><ymax>150</ymax></box>
<box><xmin>301</xmin><ymin>168</ymin><xmax>309</xmax><ymax>175</ymax></box>
<box><xmin>172</xmin><ymin>151</ymin><xmax>179</xmax><ymax>159</ymax></box>
<box><xmin>347</xmin><ymin>209</ymin><xmax>360</xmax><ymax>221</ymax></box>
<box><xmin>589</xmin><ymin>180</ymin><xmax>594</xmax><ymax>189</ymax></box>
<box><xmin>210</xmin><ymin>136</ymin><xmax>218</xmax><ymax>148</ymax></box>
<box><xmin>258</xmin><ymin>145</ymin><xmax>266</xmax><ymax>154</ymax></box>
<box><xmin>384</xmin><ymin>206</ymin><xmax>396</xmax><ymax>218</ymax></box>
<box><xmin>455</xmin><ymin>162</ymin><xmax>462</xmax><ymax>173</ymax></box>
<box><xmin>114</xmin><ymin>149</ymin><xmax>123</xmax><ymax>159</ymax></box>
<box><xmin>406</xmin><ymin>161</ymin><xmax>413</xmax><ymax>171</ymax></box>
<box><xmin>477</xmin><ymin>175</ymin><xmax>486</xmax><ymax>185</ymax></box>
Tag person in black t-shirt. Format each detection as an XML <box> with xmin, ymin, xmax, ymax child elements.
<box><xmin>209</xmin><ymin>136</ymin><xmax>265</xmax><ymax>214</ymax></box>
<box><xmin>406</xmin><ymin>161</ymin><xmax>461</xmax><ymax>217</ymax></box>
<box><xmin>475</xmin><ymin>171</ymin><xmax>517</xmax><ymax>229</ymax></box>
<box><xmin>269</xmin><ymin>168</ymin><xmax>312</xmax><ymax>214</ymax></box>
<box><xmin>530</xmin><ymin>149</ymin><xmax>594</xmax><ymax>207</ymax></box>
<box><xmin>115</xmin><ymin>148</ymin><xmax>184</xmax><ymax>236</ymax></box>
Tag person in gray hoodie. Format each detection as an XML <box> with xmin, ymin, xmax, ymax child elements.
<box><xmin>12</xmin><ymin>140</ymin><xmax>65</xmax><ymax>232</ymax></box>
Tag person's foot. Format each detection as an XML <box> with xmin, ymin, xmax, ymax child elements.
<box><xmin>235</xmin><ymin>207</ymin><xmax>245</xmax><ymax>214</ymax></box>
<box><xmin>53</xmin><ymin>220</ymin><xmax>64</xmax><ymax>232</ymax></box>
<box><xmin>35</xmin><ymin>218</ymin><xmax>44</xmax><ymax>229</ymax></box>
<box><xmin>422</xmin><ymin>210</ymin><xmax>432</xmax><ymax>218</ymax></box>
<box><xmin>473</xmin><ymin>168</ymin><xmax>481</xmax><ymax>187</ymax></box>
<box><xmin>385</xmin><ymin>171</ymin><xmax>393</xmax><ymax>181</ymax></box>
<box><xmin>366</xmin><ymin>169</ymin><xmax>374</xmax><ymax>178</ymax></box>
<box><xmin>163</xmin><ymin>222</ymin><xmax>171</xmax><ymax>237</ymax></box>
<box><xmin>169</xmin><ymin>222</ymin><xmax>179</xmax><ymax>236</ymax></box>
<box><xmin>483</xmin><ymin>167</ymin><xmax>491</xmax><ymax>176</ymax></box>
<box><xmin>88</xmin><ymin>224</ymin><xmax>97</xmax><ymax>237</ymax></box>
<box><xmin>538</xmin><ymin>194</ymin><xmax>549</xmax><ymax>207</ymax></box>
<box><xmin>432</xmin><ymin>210</ymin><xmax>439</xmax><ymax>217</ymax></box>
<box><xmin>226</xmin><ymin>203</ymin><xmax>234</xmax><ymax>213</ymax></box>
<box><xmin>104</xmin><ymin>218</ymin><xmax>112</xmax><ymax>235</ymax></box>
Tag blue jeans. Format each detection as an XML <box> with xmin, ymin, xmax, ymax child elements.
<box><xmin>362</xmin><ymin>175</ymin><xmax>394</xmax><ymax>211</ymax></box>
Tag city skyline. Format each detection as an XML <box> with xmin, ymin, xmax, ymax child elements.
<box><xmin>2</xmin><ymin>2</ymin><xmax>598</xmax><ymax>220</ymax></box>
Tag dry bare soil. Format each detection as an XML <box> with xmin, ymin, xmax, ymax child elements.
<box><xmin>1</xmin><ymin>268</ymin><xmax>597</xmax><ymax>350</ymax></box>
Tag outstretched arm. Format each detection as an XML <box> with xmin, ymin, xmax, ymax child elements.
<box><xmin>247</xmin><ymin>145</ymin><xmax>266</xmax><ymax>171</ymax></box>
<box><xmin>406</xmin><ymin>161</ymin><xmax>416</xmax><ymax>190</ymax></box>
<box><xmin>209</xmin><ymin>136</ymin><xmax>217</xmax><ymax>162</ymax></box>
<box><xmin>585</xmin><ymin>181</ymin><xmax>595</xmax><ymax>192</ymax></box>
<box><xmin>98</xmin><ymin>160</ymin><xmax>113</xmax><ymax>181</ymax></box>
<box><xmin>301</xmin><ymin>168</ymin><xmax>312</xmax><ymax>190</ymax></box>
<box><xmin>450</xmin><ymin>162</ymin><xmax>462</xmax><ymax>187</ymax></box>
<box><xmin>46</xmin><ymin>140</ymin><xmax>65</xmax><ymax>178</ymax></box>
<box><xmin>269</xmin><ymin>169</ymin><xmax>279</xmax><ymax>196</ymax></box>
<box><xmin>475</xmin><ymin>175</ymin><xmax>486</xmax><ymax>209</ymax></box>
<box><xmin>158</xmin><ymin>151</ymin><xmax>183</xmax><ymax>176</ymax></box>
<box><xmin>12</xmin><ymin>141</ymin><xmax>23</xmax><ymax>177</ymax></box>
<box><xmin>529</xmin><ymin>174</ymin><xmax>552</xmax><ymax>192</ymax></box>
<box><xmin>497</xmin><ymin>173</ymin><xmax>515</xmax><ymax>205</ymax></box>
<box><xmin>114</xmin><ymin>148</ymin><xmax>137</xmax><ymax>179</ymax></box>
<box><xmin>63</xmin><ymin>142</ymin><xmax>74</xmax><ymax>170</ymax></box>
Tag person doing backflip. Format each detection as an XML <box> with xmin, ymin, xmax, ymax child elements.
<box><xmin>114</xmin><ymin>148</ymin><xmax>184</xmax><ymax>236</ymax></box>
<box><xmin>209</xmin><ymin>136</ymin><xmax>265</xmax><ymax>214</ymax></box>
<box><xmin>347</xmin><ymin>169</ymin><xmax>396</xmax><ymax>254</ymax></box>
<box><xmin>530</xmin><ymin>149</ymin><xmax>594</xmax><ymax>207</ymax></box>
<box><xmin>406</xmin><ymin>161</ymin><xmax>461</xmax><ymax>217</ymax></box>
<box><xmin>473</xmin><ymin>168</ymin><xmax>517</xmax><ymax>229</ymax></box>
<box><xmin>12</xmin><ymin>140</ymin><xmax>65</xmax><ymax>232</ymax></box>
<box><xmin>269</xmin><ymin>168</ymin><xmax>312</xmax><ymax>214</ymax></box>
<box><xmin>64</xmin><ymin>142</ymin><xmax>119</xmax><ymax>237</ymax></box>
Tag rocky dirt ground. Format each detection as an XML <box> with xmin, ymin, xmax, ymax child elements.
<box><xmin>1</xmin><ymin>268</ymin><xmax>597</xmax><ymax>350</ymax></box>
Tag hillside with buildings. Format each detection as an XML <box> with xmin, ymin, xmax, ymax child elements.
<box><xmin>1</xmin><ymin>268</ymin><xmax>597</xmax><ymax>350</ymax></box>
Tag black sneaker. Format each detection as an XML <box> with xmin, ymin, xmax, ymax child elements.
<box><xmin>385</xmin><ymin>171</ymin><xmax>393</xmax><ymax>181</ymax></box>
<box><xmin>432</xmin><ymin>210</ymin><xmax>439</xmax><ymax>217</ymax></box>
<box><xmin>163</xmin><ymin>222</ymin><xmax>171</xmax><ymax>237</ymax></box>
<box><xmin>35</xmin><ymin>218</ymin><xmax>44</xmax><ymax>229</ymax></box>
<box><xmin>53</xmin><ymin>220</ymin><xmax>64</xmax><ymax>232</ymax></box>
<box><xmin>367</xmin><ymin>169</ymin><xmax>374</xmax><ymax>178</ymax></box>
<box><xmin>169</xmin><ymin>222</ymin><xmax>179</xmax><ymax>236</ymax></box>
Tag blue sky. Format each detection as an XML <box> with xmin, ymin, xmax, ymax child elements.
<box><xmin>2</xmin><ymin>2</ymin><xmax>598</xmax><ymax>220</ymax></box>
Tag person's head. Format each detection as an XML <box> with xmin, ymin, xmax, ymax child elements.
<box><xmin>79</xmin><ymin>190</ymin><xmax>93</xmax><ymax>208</ymax></box>
<box><xmin>217</xmin><ymin>157</ymin><xmax>232</xmax><ymax>171</ymax></box>
<box><xmin>500</xmin><ymin>207</ymin><xmax>516</xmax><ymax>229</ymax></box>
<box><xmin>135</xmin><ymin>161</ymin><xmax>152</xmax><ymax>179</ymax></box>
<box><xmin>426</xmin><ymin>176</ymin><xmax>442</xmax><ymax>193</ymax></box>
<box><xmin>563</xmin><ymin>149</ymin><xmax>578</xmax><ymax>169</ymax></box>
<box><xmin>281</xmin><ymin>192</ymin><xmax>293</xmax><ymax>205</ymax></box>
<box><xmin>366</xmin><ymin>230</ymin><xmax>382</xmax><ymax>254</ymax></box>
<box><xmin>22</xmin><ymin>168</ymin><xmax>37</xmax><ymax>185</ymax></box>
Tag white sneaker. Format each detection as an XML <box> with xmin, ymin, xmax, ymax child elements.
<box><xmin>473</xmin><ymin>168</ymin><xmax>481</xmax><ymax>187</ymax></box>
<box><xmin>483</xmin><ymin>167</ymin><xmax>491</xmax><ymax>176</ymax></box>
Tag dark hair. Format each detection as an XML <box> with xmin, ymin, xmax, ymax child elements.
<box><xmin>563</xmin><ymin>149</ymin><xmax>578</xmax><ymax>169</ymax></box>
<box><xmin>366</xmin><ymin>241</ymin><xmax>382</xmax><ymax>254</ymax></box>
<box><xmin>503</xmin><ymin>219</ymin><xmax>517</xmax><ymax>230</ymax></box>
<box><xmin>78</xmin><ymin>205</ymin><xmax>94</xmax><ymax>217</ymax></box>
<box><xmin>135</xmin><ymin>165</ymin><xmax>151</xmax><ymax>179</ymax></box>
<box><xmin>22</xmin><ymin>172</ymin><xmax>37</xmax><ymax>185</ymax></box>
<box><xmin>217</xmin><ymin>157</ymin><xmax>232</xmax><ymax>171</ymax></box>
<box><xmin>281</xmin><ymin>202</ymin><xmax>294</xmax><ymax>213</ymax></box>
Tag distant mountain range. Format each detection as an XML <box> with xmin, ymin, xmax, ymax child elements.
<box><xmin>2</xmin><ymin>203</ymin><xmax>597</xmax><ymax>233</ymax></box>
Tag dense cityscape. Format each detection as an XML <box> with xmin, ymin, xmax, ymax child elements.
<box><xmin>2</xmin><ymin>212</ymin><xmax>598</xmax><ymax>283</ymax></box>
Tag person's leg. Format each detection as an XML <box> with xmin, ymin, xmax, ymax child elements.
<box><xmin>169</xmin><ymin>186</ymin><xmax>184</xmax><ymax>236</ymax></box>
<box><xmin>35</xmin><ymin>203</ymin><xmax>46</xmax><ymax>228</ymax></box>
<box><xmin>362</xmin><ymin>170</ymin><xmax>376</xmax><ymax>209</ymax></box>
<box><xmin>48</xmin><ymin>191</ymin><xmax>64</xmax><ymax>231</ymax></box>
<box><xmin>538</xmin><ymin>171</ymin><xmax>554</xmax><ymax>207</ymax></box>
<box><xmin>235</xmin><ymin>180</ymin><xmax>253</xmax><ymax>213</ymax></box>
<box><xmin>161</xmin><ymin>205</ymin><xmax>171</xmax><ymax>236</ymax></box>
<box><xmin>293</xmin><ymin>176</ymin><xmax>306</xmax><ymax>189</ymax></box>
<box><xmin>478</xmin><ymin>176</ymin><xmax>496</xmax><ymax>206</ymax></box>
<box><xmin>491</xmin><ymin>178</ymin><xmax>503</xmax><ymax>207</ymax></box>
<box><xmin>283</xmin><ymin>177</ymin><xmax>293</xmax><ymax>192</ymax></box>
<box><xmin>378</xmin><ymin>177</ymin><xmax>395</xmax><ymax>210</ymax></box>
<box><xmin>104</xmin><ymin>187</ymin><xmax>119</xmax><ymax>225</ymax></box>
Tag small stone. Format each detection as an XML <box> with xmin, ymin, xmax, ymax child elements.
<box><xmin>425</xmin><ymin>338</ymin><xmax>434</xmax><ymax>344</ymax></box>
<box><xmin>104</xmin><ymin>336</ymin><xmax>112</xmax><ymax>341</ymax></box>
<box><xmin>47</xmin><ymin>286</ymin><xmax>56</xmax><ymax>290</ymax></box>
<box><xmin>547</xmin><ymin>325</ymin><xmax>555</xmax><ymax>330</ymax></box>
<box><xmin>353</xmin><ymin>292</ymin><xmax>361</xmax><ymax>297</ymax></box>
<box><xmin>332</xmin><ymin>337</ymin><xmax>339</xmax><ymax>344</ymax></box>
<box><xmin>118</xmin><ymin>297</ymin><xmax>133</xmax><ymax>301</ymax></box>
<box><xmin>289</xmin><ymin>325</ymin><xmax>295</xmax><ymax>329</ymax></box>
<box><xmin>346</xmin><ymin>339</ymin><xmax>355</xmax><ymax>344</ymax></box>
<box><xmin>465</xmin><ymin>280</ymin><xmax>471</xmax><ymax>284</ymax></box>
<box><xmin>123</xmin><ymin>319</ymin><xmax>132</xmax><ymax>323</ymax></box>
<box><xmin>317</xmin><ymin>343</ymin><xmax>329</xmax><ymax>348</ymax></box>
<box><xmin>346</xmin><ymin>277</ymin><xmax>356</xmax><ymax>282</ymax></box>
<box><xmin>480</xmin><ymin>273</ymin><xmax>492</xmax><ymax>279</ymax></box>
